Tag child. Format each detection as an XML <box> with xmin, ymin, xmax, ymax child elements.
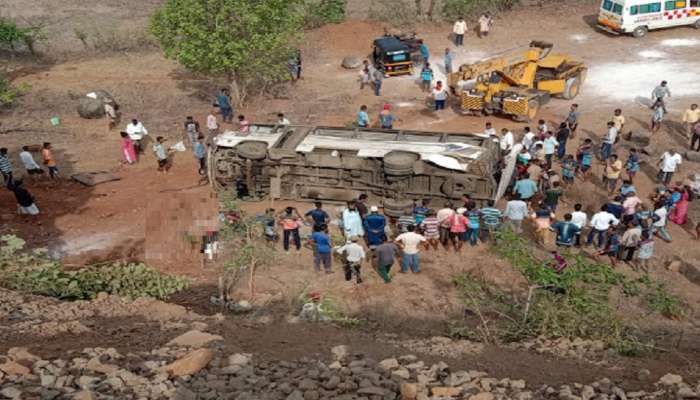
<box><xmin>42</xmin><ymin>142</ymin><xmax>58</xmax><ymax>179</ymax></box>
<box><xmin>238</xmin><ymin>115</ymin><xmax>250</xmax><ymax>134</ymax></box>
<box><xmin>420</xmin><ymin>63</ymin><xmax>434</xmax><ymax>92</ymax></box>
<box><xmin>576</xmin><ymin>138</ymin><xmax>593</xmax><ymax>180</ymax></box>
<box><xmin>625</xmin><ymin>148</ymin><xmax>640</xmax><ymax>182</ymax></box>
<box><xmin>636</xmin><ymin>231</ymin><xmax>654</xmax><ymax>273</ymax></box>
<box><xmin>561</xmin><ymin>154</ymin><xmax>576</xmax><ymax>186</ymax></box>
<box><xmin>594</xmin><ymin>226</ymin><xmax>620</xmax><ymax>267</ymax></box>
<box><xmin>263</xmin><ymin>208</ymin><xmax>278</xmax><ymax>246</ymax></box>
<box><xmin>152</xmin><ymin>136</ymin><xmax>170</xmax><ymax>173</ymax></box>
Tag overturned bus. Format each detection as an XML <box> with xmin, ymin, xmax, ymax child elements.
<box><xmin>209</xmin><ymin>125</ymin><xmax>505</xmax><ymax>216</ymax></box>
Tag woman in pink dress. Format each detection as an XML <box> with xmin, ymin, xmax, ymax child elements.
<box><xmin>669</xmin><ymin>185</ymin><xmax>691</xmax><ymax>225</ymax></box>
<box><xmin>120</xmin><ymin>131</ymin><xmax>137</xmax><ymax>164</ymax></box>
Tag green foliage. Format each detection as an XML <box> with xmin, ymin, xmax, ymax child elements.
<box><xmin>0</xmin><ymin>235</ymin><xmax>187</xmax><ymax>301</ymax></box>
<box><xmin>0</xmin><ymin>19</ymin><xmax>44</xmax><ymax>54</ymax></box>
<box><xmin>442</xmin><ymin>0</ymin><xmax>518</xmax><ymax>19</ymax></box>
<box><xmin>369</xmin><ymin>0</ymin><xmax>420</xmax><ymax>25</ymax></box>
<box><xmin>452</xmin><ymin>229</ymin><xmax>687</xmax><ymax>353</ymax></box>
<box><xmin>0</xmin><ymin>77</ymin><xmax>30</xmax><ymax>107</ymax></box>
<box><xmin>150</xmin><ymin>0</ymin><xmax>304</xmax><ymax>104</ymax></box>
<box><xmin>304</xmin><ymin>0</ymin><xmax>347</xmax><ymax>28</ymax></box>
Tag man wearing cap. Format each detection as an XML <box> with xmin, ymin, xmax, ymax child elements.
<box><xmin>363</xmin><ymin>206</ymin><xmax>386</xmax><ymax>249</ymax></box>
<box><xmin>336</xmin><ymin>236</ymin><xmax>366</xmax><ymax>283</ymax></box>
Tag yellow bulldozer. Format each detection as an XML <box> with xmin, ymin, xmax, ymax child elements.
<box><xmin>447</xmin><ymin>41</ymin><xmax>586</xmax><ymax>122</ymax></box>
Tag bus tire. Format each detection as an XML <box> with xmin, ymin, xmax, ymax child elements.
<box><xmin>632</xmin><ymin>26</ymin><xmax>648</xmax><ymax>38</ymax></box>
<box><xmin>694</xmin><ymin>19</ymin><xmax>700</xmax><ymax>29</ymax></box>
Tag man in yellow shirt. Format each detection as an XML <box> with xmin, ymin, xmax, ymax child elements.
<box><xmin>604</xmin><ymin>154</ymin><xmax>623</xmax><ymax>195</ymax></box>
<box><xmin>682</xmin><ymin>104</ymin><xmax>700</xmax><ymax>139</ymax></box>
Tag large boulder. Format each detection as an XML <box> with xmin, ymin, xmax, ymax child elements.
<box><xmin>77</xmin><ymin>90</ymin><xmax>115</xmax><ymax>119</ymax></box>
<box><xmin>341</xmin><ymin>56</ymin><xmax>362</xmax><ymax>69</ymax></box>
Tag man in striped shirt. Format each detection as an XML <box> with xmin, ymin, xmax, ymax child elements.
<box><xmin>419</xmin><ymin>210</ymin><xmax>440</xmax><ymax>250</ymax></box>
<box><xmin>0</xmin><ymin>148</ymin><xmax>13</xmax><ymax>187</ymax></box>
<box><xmin>479</xmin><ymin>200</ymin><xmax>502</xmax><ymax>242</ymax></box>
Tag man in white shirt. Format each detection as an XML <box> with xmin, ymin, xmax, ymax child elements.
<box><xmin>395</xmin><ymin>225</ymin><xmax>427</xmax><ymax>273</ymax></box>
<box><xmin>542</xmin><ymin>131</ymin><xmax>558</xmax><ymax>168</ymax></box>
<box><xmin>600</xmin><ymin>121</ymin><xmax>617</xmax><ymax>161</ymax></box>
<box><xmin>336</xmin><ymin>236</ymin><xmax>366</xmax><ymax>283</ymax></box>
<box><xmin>499</xmin><ymin>128</ymin><xmax>514</xmax><ymax>153</ymax></box>
<box><xmin>126</xmin><ymin>119</ymin><xmax>149</xmax><ymax>154</ymax></box>
<box><xmin>452</xmin><ymin>17</ymin><xmax>467</xmax><ymax>46</ymax></box>
<box><xmin>19</xmin><ymin>146</ymin><xmax>43</xmax><ymax>175</ymax></box>
<box><xmin>503</xmin><ymin>195</ymin><xmax>528</xmax><ymax>233</ymax></box>
<box><xmin>587</xmin><ymin>205</ymin><xmax>619</xmax><ymax>248</ymax></box>
<box><xmin>521</xmin><ymin>127</ymin><xmax>535</xmax><ymax>151</ymax></box>
<box><xmin>657</xmin><ymin>150</ymin><xmax>682</xmax><ymax>184</ymax></box>
<box><xmin>651</xmin><ymin>206</ymin><xmax>672</xmax><ymax>242</ymax></box>
<box><xmin>571</xmin><ymin>203</ymin><xmax>587</xmax><ymax>246</ymax></box>
<box><xmin>277</xmin><ymin>113</ymin><xmax>290</xmax><ymax>126</ymax></box>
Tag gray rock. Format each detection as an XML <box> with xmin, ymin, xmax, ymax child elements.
<box><xmin>286</xmin><ymin>390</ymin><xmax>304</xmax><ymax>400</ymax></box>
<box><xmin>299</xmin><ymin>378</ymin><xmax>317</xmax><ymax>390</ymax></box>
<box><xmin>41</xmin><ymin>374</ymin><xmax>57</xmax><ymax>387</ymax></box>
<box><xmin>677</xmin><ymin>387</ymin><xmax>696</xmax><ymax>398</ymax></box>
<box><xmin>658</xmin><ymin>373</ymin><xmax>683</xmax><ymax>386</ymax></box>
<box><xmin>357</xmin><ymin>386</ymin><xmax>386</xmax><ymax>396</ymax></box>
<box><xmin>331</xmin><ymin>346</ymin><xmax>349</xmax><ymax>361</ymax></box>
<box><xmin>324</xmin><ymin>375</ymin><xmax>341</xmax><ymax>390</ymax></box>
<box><xmin>77</xmin><ymin>376</ymin><xmax>100</xmax><ymax>390</ymax></box>
<box><xmin>0</xmin><ymin>387</ymin><xmax>22</xmax><ymax>400</ymax></box>
<box><xmin>77</xmin><ymin>90</ymin><xmax>115</xmax><ymax>119</ymax></box>
<box><xmin>303</xmin><ymin>390</ymin><xmax>320</xmax><ymax>400</ymax></box>
<box><xmin>391</xmin><ymin>367</ymin><xmax>409</xmax><ymax>380</ymax></box>
<box><xmin>611</xmin><ymin>387</ymin><xmax>627</xmax><ymax>400</ymax></box>
<box><xmin>341</xmin><ymin>56</ymin><xmax>362</xmax><ymax>69</ymax></box>
<box><xmin>637</xmin><ymin>369</ymin><xmax>651</xmax><ymax>381</ymax></box>
<box><xmin>378</xmin><ymin>359</ymin><xmax>399</xmax><ymax>370</ymax></box>
<box><xmin>580</xmin><ymin>385</ymin><xmax>595</xmax><ymax>400</ymax></box>
<box><xmin>444</xmin><ymin>371</ymin><xmax>470</xmax><ymax>387</ymax></box>
<box><xmin>40</xmin><ymin>389</ymin><xmax>61</xmax><ymax>400</ymax></box>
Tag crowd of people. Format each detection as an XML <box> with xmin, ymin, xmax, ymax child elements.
<box><xmin>0</xmin><ymin>143</ymin><xmax>58</xmax><ymax>216</ymax></box>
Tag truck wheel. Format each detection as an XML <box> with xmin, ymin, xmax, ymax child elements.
<box><xmin>632</xmin><ymin>26</ymin><xmax>648</xmax><ymax>38</ymax></box>
<box><xmin>383</xmin><ymin>198</ymin><xmax>414</xmax><ymax>218</ymax></box>
<box><xmin>236</xmin><ymin>141</ymin><xmax>268</xmax><ymax>160</ymax></box>
<box><xmin>562</xmin><ymin>75</ymin><xmax>582</xmax><ymax>100</ymax></box>
<box><xmin>384</xmin><ymin>151</ymin><xmax>419</xmax><ymax>175</ymax></box>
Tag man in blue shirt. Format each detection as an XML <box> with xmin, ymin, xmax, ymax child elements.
<box><xmin>550</xmin><ymin>213</ymin><xmax>581</xmax><ymax>247</ymax></box>
<box><xmin>305</xmin><ymin>201</ymin><xmax>329</xmax><ymax>228</ymax></box>
<box><xmin>419</xmin><ymin>40</ymin><xmax>430</xmax><ymax>66</ymax></box>
<box><xmin>308</xmin><ymin>224</ymin><xmax>333</xmax><ymax>273</ymax></box>
<box><xmin>444</xmin><ymin>48</ymin><xmax>453</xmax><ymax>74</ymax></box>
<box><xmin>513</xmin><ymin>173</ymin><xmax>538</xmax><ymax>201</ymax></box>
<box><xmin>216</xmin><ymin>88</ymin><xmax>233</xmax><ymax>123</ymax></box>
<box><xmin>363</xmin><ymin>206</ymin><xmax>386</xmax><ymax>249</ymax></box>
<box><xmin>357</xmin><ymin>105</ymin><xmax>370</xmax><ymax>128</ymax></box>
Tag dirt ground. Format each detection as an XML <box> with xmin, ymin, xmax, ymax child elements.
<box><xmin>2</xmin><ymin>0</ymin><xmax>700</xmax><ymax>385</ymax></box>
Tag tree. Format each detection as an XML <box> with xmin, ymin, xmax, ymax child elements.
<box><xmin>150</xmin><ymin>0</ymin><xmax>304</xmax><ymax>105</ymax></box>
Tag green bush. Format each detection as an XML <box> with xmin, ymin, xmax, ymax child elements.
<box><xmin>442</xmin><ymin>0</ymin><xmax>518</xmax><ymax>20</ymax></box>
<box><xmin>0</xmin><ymin>19</ymin><xmax>43</xmax><ymax>54</ymax></box>
<box><xmin>0</xmin><ymin>235</ymin><xmax>187</xmax><ymax>301</ymax></box>
<box><xmin>304</xmin><ymin>0</ymin><xmax>347</xmax><ymax>28</ymax></box>
<box><xmin>0</xmin><ymin>77</ymin><xmax>30</xmax><ymax>107</ymax></box>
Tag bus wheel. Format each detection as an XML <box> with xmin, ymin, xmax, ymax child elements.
<box><xmin>632</xmin><ymin>26</ymin><xmax>648</xmax><ymax>38</ymax></box>
<box><xmin>695</xmin><ymin>19</ymin><xmax>700</xmax><ymax>29</ymax></box>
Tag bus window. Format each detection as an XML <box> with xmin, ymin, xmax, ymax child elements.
<box><xmin>631</xmin><ymin>5</ymin><xmax>638</xmax><ymax>13</ymax></box>
<box><xmin>603</xmin><ymin>0</ymin><xmax>613</xmax><ymax>11</ymax></box>
<box><xmin>635</xmin><ymin>2</ymin><xmax>662</xmax><ymax>12</ymax></box>
<box><xmin>665</xmin><ymin>0</ymin><xmax>686</xmax><ymax>9</ymax></box>
<box><xmin>613</xmin><ymin>2</ymin><xmax>623</xmax><ymax>13</ymax></box>
<box><xmin>692</xmin><ymin>0</ymin><xmax>700</xmax><ymax>7</ymax></box>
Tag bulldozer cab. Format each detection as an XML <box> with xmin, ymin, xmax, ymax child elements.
<box><xmin>372</xmin><ymin>36</ymin><xmax>414</xmax><ymax>77</ymax></box>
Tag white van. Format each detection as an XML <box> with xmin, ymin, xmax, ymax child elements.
<box><xmin>597</xmin><ymin>0</ymin><xmax>700</xmax><ymax>37</ymax></box>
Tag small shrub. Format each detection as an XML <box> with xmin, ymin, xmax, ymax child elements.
<box><xmin>304</xmin><ymin>0</ymin><xmax>347</xmax><ymax>28</ymax></box>
<box><xmin>0</xmin><ymin>235</ymin><xmax>187</xmax><ymax>301</ymax></box>
<box><xmin>441</xmin><ymin>0</ymin><xmax>518</xmax><ymax>20</ymax></box>
<box><xmin>369</xmin><ymin>0</ymin><xmax>419</xmax><ymax>26</ymax></box>
<box><xmin>0</xmin><ymin>77</ymin><xmax>30</xmax><ymax>107</ymax></box>
<box><xmin>0</xmin><ymin>19</ymin><xmax>44</xmax><ymax>54</ymax></box>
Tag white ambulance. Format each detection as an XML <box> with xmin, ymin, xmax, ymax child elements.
<box><xmin>597</xmin><ymin>0</ymin><xmax>700</xmax><ymax>37</ymax></box>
